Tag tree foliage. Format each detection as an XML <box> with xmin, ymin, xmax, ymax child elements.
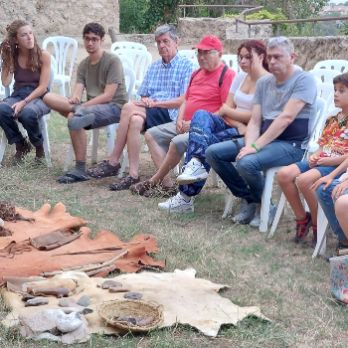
<box><xmin>119</xmin><ymin>0</ymin><xmax>330</xmax><ymax>34</ymax></box>
<box><xmin>253</xmin><ymin>0</ymin><xmax>329</xmax><ymax>19</ymax></box>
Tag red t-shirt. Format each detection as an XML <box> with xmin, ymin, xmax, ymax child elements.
<box><xmin>183</xmin><ymin>63</ymin><xmax>235</xmax><ymax>121</ymax></box>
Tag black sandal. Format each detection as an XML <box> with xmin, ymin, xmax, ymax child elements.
<box><xmin>57</xmin><ymin>172</ymin><xmax>90</xmax><ymax>184</ymax></box>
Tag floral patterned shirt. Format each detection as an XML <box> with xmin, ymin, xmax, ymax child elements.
<box><xmin>318</xmin><ymin>113</ymin><xmax>348</xmax><ymax>157</ymax></box>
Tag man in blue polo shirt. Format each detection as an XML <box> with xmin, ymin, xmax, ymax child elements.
<box><xmin>87</xmin><ymin>24</ymin><xmax>193</xmax><ymax>190</ymax></box>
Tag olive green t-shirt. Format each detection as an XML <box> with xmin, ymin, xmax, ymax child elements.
<box><xmin>76</xmin><ymin>51</ymin><xmax>128</xmax><ymax>108</ymax></box>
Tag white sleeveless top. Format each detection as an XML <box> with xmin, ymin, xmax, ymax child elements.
<box><xmin>229</xmin><ymin>71</ymin><xmax>254</xmax><ymax>111</ymax></box>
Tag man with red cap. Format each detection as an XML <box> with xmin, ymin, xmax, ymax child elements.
<box><xmin>131</xmin><ymin>35</ymin><xmax>236</xmax><ymax>201</ymax></box>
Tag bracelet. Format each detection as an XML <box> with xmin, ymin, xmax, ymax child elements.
<box><xmin>251</xmin><ymin>143</ymin><xmax>261</xmax><ymax>152</ymax></box>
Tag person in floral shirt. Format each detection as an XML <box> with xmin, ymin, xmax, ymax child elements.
<box><xmin>277</xmin><ymin>72</ymin><xmax>348</xmax><ymax>246</ymax></box>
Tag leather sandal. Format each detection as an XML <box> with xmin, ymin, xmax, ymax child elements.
<box><xmin>87</xmin><ymin>160</ymin><xmax>120</xmax><ymax>179</ymax></box>
<box><xmin>57</xmin><ymin>172</ymin><xmax>90</xmax><ymax>184</ymax></box>
<box><xmin>109</xmin><ymin>176</ymin><xmax>140</xmax><ymax>191</ymax></box>
<box><xmin>130</xmin><ymin>180</ymin><xmax>155</xmax><ymax>196</ymax></box>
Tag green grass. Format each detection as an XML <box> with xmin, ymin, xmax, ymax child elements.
<box><xmin>0</xmin><ymin>114</ymin><xmax>348</xmax><ymax>347</ymax></box>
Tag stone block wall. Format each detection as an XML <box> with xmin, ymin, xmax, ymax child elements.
<box><xmin>224</xmin><ymin>36</ymin><xmax>348</xmax><ymax>70</ymax></box>
<box><xmin>0</xmin><ymin>0</ymin><xmax>119</xmax><ymax>39</ymax></box>
<box><xmin>178</xmin><ymin>17</ymin><xmax>272</xmax><ymax>45</ymax></box>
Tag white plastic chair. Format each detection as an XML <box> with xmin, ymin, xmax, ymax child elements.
<box><xmin>268</xmin><ymin>98</ymin><xmax>328</xmax><ymax>236</ymax></box>
<box><xmin>310</xmin><ymin>69</ymin><xmax>341</xmax><ymax>85</ymax></box>
<box><xmin>42</xmin><ymin>36</ymin><xmax>78</xmax><ymax>97</ymax></box>
<box><xmin>179</xmin><ymin>50</ymin><xmax>199</xmax><ymax>69</ymax></box>
<box><xmin>0</xmin><ymin>87</ymin><xmax>52</xmax><ymax>167</ymax></box>
<box><xmin>110</xmin><ymin>41</ymin><xmax>147</xmax><ymax>52</ymax></box>
<box><xmin>110</xmin><ymin>47</ymin><xmax>152</xmax><ymax>92</ymax></box>
<box><xmin>313</xmin><ymin>59</ymin><xmax>348</xmax><ymax>73</ymax></box>
<box><xmin>63</xmin><ymin>65</ymin><xmax>136</xmax><ymax>173</ymax></box>
<box><xmin>222</xmin><ymin>54</ymin><xmax>239</xmax><ymax>72</ymax></box>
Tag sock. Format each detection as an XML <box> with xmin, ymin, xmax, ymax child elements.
<box><xmin>74</xmin><ymin>160</ymin><xmax>86</xmax><ymax>175</ymax></box>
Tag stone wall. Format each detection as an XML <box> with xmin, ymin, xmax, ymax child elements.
<box><xmin>224</xmin><ymin>36</ymin><xmax>348</xmax><ymax>70</ymax></box>
<box><xmin>0</xmin><ymin>0</ymin><xmax>119</xmax><ymax>39</ymax></box>
<box><xmin>177</xmin><ymin>17</ymin><xmax>272</xmax><ymax>45</ymax></box>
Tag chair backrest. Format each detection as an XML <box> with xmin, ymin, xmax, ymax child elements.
<box><xmin>310</xmin><ymin>68</ymin><xmax>341</xmax><ymax>84</ymax></box>
<box><xmin>178</xmin><ymin>49</ymin><xmax>199</xmax><ymax>69</ymax></box>
<box><xmin>42</xmin><ymin>36</ymin><xmax>78</xmax><ymax>79</ymax></box>
<box><xmin>123</xmin><ymin>66</ymin><xmax>136</xmax><ymax>100</ymax></box>
<box><xmin>110</xmin><ymin>41</ymin><xmax>147</xmax><ymax>52</ymax></box>
<box><xmin>222</xmin><ymin>54</ymin><xmax>239</xmax><ymax>72</ymax></box>
<box><xmin>306</xmin><ymin>97</ymin><xmax>328</xmax><ymax>154</ymax></box>
<box><xmin>313</xmin><ymin>59</ymin><xmax>348</xmax><ymax>73</ymax></box>
<box><xmin>112</xmin><ymin>48</ymin><xmax>152</xmax><ymax>87</ymax></box>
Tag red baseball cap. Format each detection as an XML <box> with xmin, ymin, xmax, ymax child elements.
<box><xmin>195</xmin><ymin>35</ymin><xmax>223</xmax><ymax>52</ymax></box>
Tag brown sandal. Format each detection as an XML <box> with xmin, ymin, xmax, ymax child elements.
<box><xmin>87</xmin><ymin>160</ymin><xmax>120</xmax><ymax>179</ymax></box>
<box><xmin>143</xmin><ymin>184</ymin><xmax>177</xmax><ymax>198</ymax></box>
<box><xmin>130</xmin><ymin>180</ymin><xmax>155</xmax><ymax>196</ymax></box>
<box><xmin>109</xmin><ymin>176</ymin><xmax>140</xmax><ymax>191</ymax></box>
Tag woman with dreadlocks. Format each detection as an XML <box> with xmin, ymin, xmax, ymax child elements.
<box><xmin>0</xmin><ymin>20</ymin><xmax>51</xmax><ymax>163</ymax></box>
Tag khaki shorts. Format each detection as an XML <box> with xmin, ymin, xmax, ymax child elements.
<box><xmin>146</xmin><ymin>121</ymin><xmax>188</xmax><ymax>156</ymax></box>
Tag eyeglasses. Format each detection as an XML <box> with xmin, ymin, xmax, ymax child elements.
<box><xmin>196</xmin><ymin>49</ymin><xmax>218</xmax><ymax>56</ymax></box>
<box><xmin>83</xmin><ymin>36</ymin><xmax>100</xmax><ymax>43</ymax></box>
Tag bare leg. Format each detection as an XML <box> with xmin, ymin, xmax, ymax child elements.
<box><xmin>335</xmin><ymin>195</ymin><xmax>348</xmax><ymax>241</ymax></box>
<box><xmin>108</xmin><ymin>102</ymin><xmax>145</xmax><ymax>166</ymax></box>
<box><xmin>70</xmin><ymin>129</ymin><xmax>87</xmax><ymax>162</ymax></box>
<box><xmin>43</xmin><ymin>92</ymin><xmax>73</xmax><ymax>117</ymax></box>
<box><xmin>296</xmin><ymin>169</ymin><xmax>322</xmax><ymax>223</ymax></box>
<box><xmin>151</xmin><ymin>142</ymin><xmax>182</xmax><ymax>186</ymax></box>
<box><xmin>145</xmin><ymin>130</ymin><xmax>167</xmax><ymax>169</ymax></box>
<box><xmin>127</xmin><ymin>115</ymin><xmax>145</xmax><ymax>178</ymax></box>
<box><xmin>277</xmin><ymin>164</ymin><xmax>306</xmax><ymax>220</ymax></box>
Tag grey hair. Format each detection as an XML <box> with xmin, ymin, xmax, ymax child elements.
<box><xmin>154</xmin><ymin>24</ymin><xmax>178</xmax><ymax>42</ymax></box>
<box><xmin>267</xmin><ymin>36</ymin><xmax>294</xmax><ymax>55</ymax></box>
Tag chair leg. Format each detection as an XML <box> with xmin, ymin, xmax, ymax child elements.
<box><xmin>259</xmin><ymin>172</ymin><xmax>274</xmax><ymax>233</ymax></box>
<box><xmin>0</xmin><ymin>130</ymin><xmax>8</xmax><ymax>165</ymax></box>
<box><xmin>106</xmin><ymin>124</ymin><xmax>116</xmax><ymax>156</ymax></box>
<box><xmin>40</xmin><ymin>115</ymin><xmax>52</xmax><ymax>167</ymax></box>
<box><xmin>63</xmin><ymin>145</ymin><xmax>74</xmax><ymax>172</ymax></box>
<box><xmin>312</xmin><ymin>205</ymin><xmax>328</xmax><ymax>258</ymax></box>
<box><xmin>222</xmin><ymin>189</ymin><xmax>234</xmax><ymax>219</ymax></box>
<box><xmin>210</xmin><ymin>169</ymin><xmax>219</xmax><ymax>188</ymax></box>
<box><xmin>118</xmin><ymin>148</ymin><xmax>129</xmax><ymax>178</ymax></box>
<box><xmin>91</xmin><ymin>129</ymin><xmax>99</xmax><ymax>164</ymax></box>
<box><xmin>268</xmin><ymin>193</ymin><xmax>286</xmax><ymax>238</ymax></box>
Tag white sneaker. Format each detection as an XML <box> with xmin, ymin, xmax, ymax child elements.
<box><xmin>158</xmin><ymin>192</ymin><xmax>194</xmax><ymax>213</ymax></box>
<box><xmin>232</xmin><ymin>200</ymin><xmax>257</xmax><ymax>224</ymax></box>
<box><xmin>176</xmin><ymin>158</ymin><xmax>208</xmax><ymax>185</ymax></box>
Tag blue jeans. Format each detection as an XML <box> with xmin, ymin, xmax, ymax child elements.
<box><xmin>316</xmin><ymin>180</ymin><xmax>348</xmax><ymax>242</ymax></box>
<box><xmin>206</xmin><ymin>138</ymin><xmax>304</xmax><ymax>203</ymax></box>
<box><xmin>0</xmin><ymin>86</ymin><xmax>50</xmax><ymax>146</ymax></box>
<box><xmin>180</xmin><ymin>110</ymin><xmax>239</xmax><ymax>197</ymax></box>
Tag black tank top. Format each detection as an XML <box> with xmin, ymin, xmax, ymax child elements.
<box><xmin>14</xmin><ymin>63</ymin><xmax>40</xmax><ymax>89</ymax></box>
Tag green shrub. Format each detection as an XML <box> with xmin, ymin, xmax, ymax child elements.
<box><xmin>246</xmin><ymin>8</ymin><xmax>287</xmax><ymax>21</ymax></box>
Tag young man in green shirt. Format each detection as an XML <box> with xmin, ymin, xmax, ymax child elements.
<box><xmin>44</xmin><ymin>22</ymin><xmax>128</xmax><ymax>183</ymax></box>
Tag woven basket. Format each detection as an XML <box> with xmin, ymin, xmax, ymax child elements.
<box><xmin>98</xmin><ymin>300</ymin><xmax>163</xmax><ymax>333</ymax></box>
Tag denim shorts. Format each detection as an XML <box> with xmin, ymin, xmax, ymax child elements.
<box><xmin>81</xmin><ymin>103</ymin><xmax>121</xmax><ymax>130</ymax></box>
<box><xmin>296</xmin><ymin>160</ymin><xmax>338</xmax><ymax>177</ymax></box>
